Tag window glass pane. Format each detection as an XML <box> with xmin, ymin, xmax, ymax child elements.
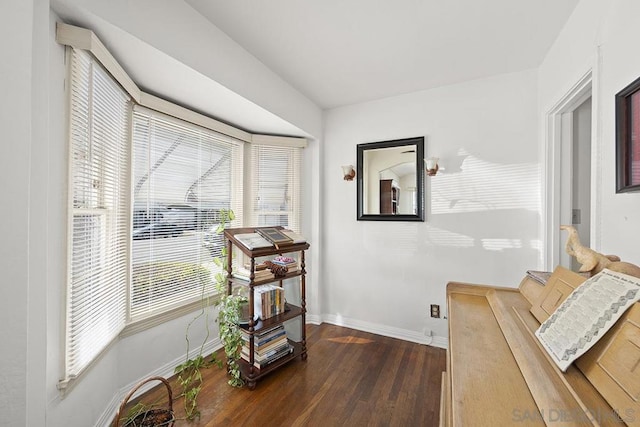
<box><xmin>131</xmin><ymin>109</ymin><xmax>243</xmax><ymax>319</ymax></box>
<box><xmin>631</xmin><ymin>91</ymin><xmax>640</xmax><ymax>184</ymax></box>
<box><xmin>249</xmin><ymin>144</ymin><xmax>302</xmax><ymax>233</ymax></box>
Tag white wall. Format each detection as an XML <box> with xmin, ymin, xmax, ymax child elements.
<box><xmin>596</xmin><ymin>1</ymin><xmax>640</xmax><ymax>262</ymax></box>
<box><xmin>539</xmin><ymin>0</ymin><xmax>640</xmax><ymax>264</ymax></box>
<box><xmin>322</xmin><ymin>69</ymin><xmax>540</xmax><ymax>343</ymax></box>
<box><xmin>1</xmin><ymin>1</ymin><xmax>35</xmax><ymax>425</ymax></box>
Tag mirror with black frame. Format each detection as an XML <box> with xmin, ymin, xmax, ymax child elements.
<box><xmin>357</xmin><ymin>136</ymin><xmax>425</xmax><ymax>221</ymax></box>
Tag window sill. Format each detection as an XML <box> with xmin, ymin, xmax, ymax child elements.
<box><xmin>121</xmin><ymin>293</ymin><xmax>222</xmax><ymax>338</ymax></box>
<box><xmin>57</xmin><ymin>294</ymin><xmax>222</xmax><ymax>397</ymax></box>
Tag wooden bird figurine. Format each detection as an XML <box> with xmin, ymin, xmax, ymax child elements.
<box><xmin>560</xmin><ymin>225</ymin><xmax>640</xmax><ymax>278</ymax></box>
<box><xmin>560</xmin><ymin>225</ymin><xmax>619</xmax><ymax>275</ymax></box>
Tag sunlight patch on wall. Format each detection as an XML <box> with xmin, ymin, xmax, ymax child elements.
<box><xmin>431</xmin><ymin>151</ymin><xmax>540</xmax><ymax>215</ymax></box>
<box><xmin>426</xmin><ymin>226</ymin><xmax>475</xmax><ymax>248</ymax></box>
<box><xmin>362</xmin><ymin>222</ymin><xmax>421</xmax><ymax>255</ymax></box>
<box><xmin>481</xmin><ymin>238</ymin><xmax>523</xmax><ymax>251</ymax></box>
<box><xmin>529</xmin><ymin>239</ymin><xmax>543</xmax><ymax>252</ymax></box>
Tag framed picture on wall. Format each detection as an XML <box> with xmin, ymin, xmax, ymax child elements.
<box><xmin>615</xmin><ymin>76</ymin><xmax>640</xmax><ymax>192</ymax></box>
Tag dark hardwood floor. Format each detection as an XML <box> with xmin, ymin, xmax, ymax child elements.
<box><xmin>127</xmin><ymin>324</ymin><xmax>446</xmax><ymax>426</ymax></box>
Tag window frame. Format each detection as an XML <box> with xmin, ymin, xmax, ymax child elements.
<box><xmin>616</xmin><ymin>75</ymin><xmax>640</xmax><ymax>192</ymax></box>
<box><xmin>128</xmin><ymin>106</ymin><xmax>244</xmax><ymax>322</ymax></box>
<box><xmin>62</xmin><ymin>48</ymin><xmax>132</xmax><ymax>387</ymax></box>
<box><xmin>248</xmin><ymin>141</ymin><xmax>304</xmax><ymax>233</ymax></box>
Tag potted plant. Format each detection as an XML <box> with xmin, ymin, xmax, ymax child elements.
<box><xmin>214</xmin><ymin>283</ymin><xmax>246</xmax><ymax>387</ymax></box>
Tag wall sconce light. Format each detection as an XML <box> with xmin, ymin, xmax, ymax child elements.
<box><xmin>342</xmin><ymin>165</ymin><xmax>356</xmax><ymax>181</ymax></box>
<box><xmin>424</xmin><ymin>157</ymin><xmax>439</xmax><ymax>176</ymax></box>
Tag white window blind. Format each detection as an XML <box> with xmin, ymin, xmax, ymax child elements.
<box><xmin>248</xmin><ymin>143</ymin><xmax>303</xmax><ymax>233</ymax></box>
<box><xmin>66</xmin><ymin>49</ymin><xmax>130</xmax><ymax>379</ymax></box>
<box><xmin>131</xmin><ymin>107</ymin><xmax>243</xmax><ymax>320</ymax></box>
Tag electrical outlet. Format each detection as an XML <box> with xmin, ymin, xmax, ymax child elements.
<box><xmin>430</xmin><ymin>304</ymin><xmax>440</xmax><ymax>318</ymax></box>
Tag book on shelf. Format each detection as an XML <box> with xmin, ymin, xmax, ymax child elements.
<box><xmin>241</xmin><ymin>326</ymin><xmax>287</xmax><ymax>346</ymax></box>
<box><xmin>254</xmin><ymin>323</ymin><xmax>284</xmax><ymax>337</ymax></box>
<box><xmin>256</xmin><ymin>227</ymin><xmax>293</xmax><ymax>248</ymax></box>
<box><xmin>270</xmin><ymin>255</ymin><xmax>299</xmax><ymax>270</ymax></box>
<box><xmin>253</xmin><ymin>284</ymin><xmax>286</xmax><ymax>320</ymax></box>
<box><xmin>255</xmin><ymin>330</ymin><xmax>287</xmax><ymax>347</ymax></box>
<box><xmin>240</xmin><ymin>343</ymin><xmax>295</xmax><ymax>369</ymax></box>
<box><xmin>247</xmin><ymin>262</ymin><xmax>269</xmax><ymax>271</ymax></box>
<box><xmin>241</xmin><ymin>327</ymin><xmax>288</xmax><ymax>353</ymax></box>
<box><xmin>272</xmin><ymin>255</ymin><xmax>296</xmax><ymax>263</ymax></box>
<box><xmin>232</xmin><ymin>266</ymin><xmax>274</xmax><ymax>282</ymax></box>
<box><xmin>242</xmin><ymin>338</ymin><xmax>289</xmax><ymax>360</ymax></box>
<box><xmin>233</xmin><ymin>233</ymin><xmax>273</xmax><ymax>250</ymax></box>
<box><xmin>253</xmin><ymin>336</ymin><xmax>288</xmax><ymax>354</ymax></box>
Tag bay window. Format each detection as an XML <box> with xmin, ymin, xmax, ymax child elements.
<box><xmin>60</xmin><ymin>24</ymin><xmax>305</xmax><ymax>388</ymax></box>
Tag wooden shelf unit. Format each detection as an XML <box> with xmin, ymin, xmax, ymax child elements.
<box><xmin>223</xmin><ymin>226</ymin><xmax>310</xmax><ymax>389</ymax></box>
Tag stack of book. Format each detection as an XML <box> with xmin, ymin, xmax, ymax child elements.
<box><xmin>270</xmin><ymin>255</ymin><xmax>298</xmax><ymax>272</ymax></box>
<box><xmin>241</xmin><ymin>325</ymin><xmax>294</xmax><ymax>370</ymax></box>
<box><xmin>254</xmin><ymin>284</ymin><xmax>286</xmax><ymax>320</ymax></box>
<box><xmin>232</xmin><ymin>266</ymin><xmax>274</xmax><ymax>282</ymax></box>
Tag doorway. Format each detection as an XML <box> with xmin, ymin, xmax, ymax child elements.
<box><xmin>559</xmin><ymin>98</ymin><xmax>592</xmax><ymax>270</ymax></box>
<box><xmin>545</xmin><ymin>72</ymin><xmax>593</xmax><ymax>270</ymax></box>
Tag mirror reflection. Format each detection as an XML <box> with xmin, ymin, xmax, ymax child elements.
<box><xmin>357</xmin><ymin>137</ymin><xmax>425</xmax><ymax>221</ymax></box>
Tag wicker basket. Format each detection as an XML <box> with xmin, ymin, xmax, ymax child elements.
<box><xmin>114</xmin><ymin>376</ymin><xmax>175</xmax><ymax>427</ymax></box>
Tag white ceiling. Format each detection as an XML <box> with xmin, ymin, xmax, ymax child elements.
<box><xmin>185</xmin><ymin>0</ymin><xmax>579</xmax><ymax>109</ymax></box>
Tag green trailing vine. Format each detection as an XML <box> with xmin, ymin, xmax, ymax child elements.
<box><xmin>211</xmin><ymin>210</ymin><xmax>246</xmax><ymax>387</ymax></box>
<box><xmin>215</xmin><ymin>280</ymin><xmax>246</xmax><ymax>387</ymax></box>
<box><xmin>173</xmin><ymin>268</ymin><xmax>218</xmax><ymax>421</ymax></box>
<box><xmin>174</xmin><ymin>209</ymin><xmax>244</xmax><ymax>421</ymax></box>
<box><xmin>174</xmin><ymin>353</ymin><xmax>219</xmax><ymax>421</ymax></box>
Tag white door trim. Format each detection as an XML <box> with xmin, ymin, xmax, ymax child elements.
<box><xmin>543</xmin><ymin>70</ymin><xmax>593</xmax><ymax>270</ymax></box>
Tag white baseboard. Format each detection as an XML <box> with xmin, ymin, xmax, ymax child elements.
<box><xmin>305</xmin><ymin>313</ymin><xmax>322</xmax><ymax>325</ymax></box>
<box><xmin>319</xmin><ymin>314</ymin><xmax>448</xmax><ymax>349</ymax></box>
<box><xmin>94</xmin><ymin>338</ymin><xmax>222</xmax><ymax>427</ymax></box>
<box><xmin>430</xmin><ymin>335</ymin><xmax>449</xmax><ymax>349</ymax></box>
